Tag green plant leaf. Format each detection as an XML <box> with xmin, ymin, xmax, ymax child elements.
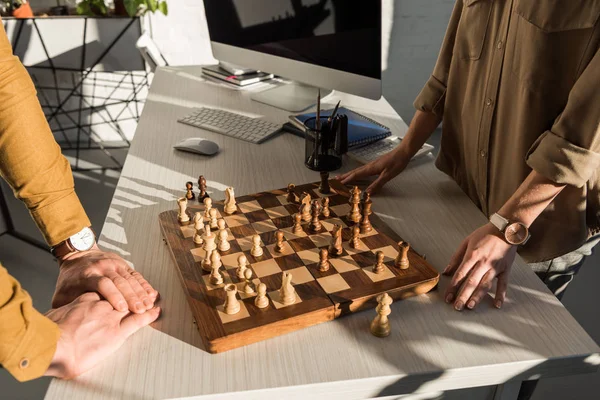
<box><xmin>123</xmin><ymin>0</ymin><xmax>138</xmax><ymax>16</ymax></box>
<box><xmin>95</xmin><ymin>0</ymin><xmax>107</xmax><ymax>15</ymax></box>
<box><xmin>76</xmin><ymin>2</ymin><xmax>92</xmax><ymax>15</ymax></box>
<box><xmin>158</xmin><ymin>1</ymin><xmax>167</xmax><ymax>15</ymax></box>
<box><xmin>146</xmin><ymin>0</ymin><xmax>158</xmax><ymax>12</ymax></box>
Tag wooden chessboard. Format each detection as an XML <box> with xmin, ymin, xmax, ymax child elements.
<box><xmin>159</xmin><ymin>180</ymin><xmax>439</xmax><ymax>353</ymax></box>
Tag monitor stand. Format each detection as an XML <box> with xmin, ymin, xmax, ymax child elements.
<box><xmin>251</xmin><ymin>82</ymin><xmax>333</xmax><ymax>112</ymax></box>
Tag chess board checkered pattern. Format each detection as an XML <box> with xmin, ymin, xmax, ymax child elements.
<box><xmin>159</xmin><ymin>180</ymin><xmax>439</xmax><ymax>353</ymax></box>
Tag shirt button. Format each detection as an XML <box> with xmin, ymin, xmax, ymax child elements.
<box><xmin>497</xmin><ymin>41</ymin><xmax>503</xmax><ymax>49</ymax></box>
<box><xmin>19</xmin><ymin>358</ymin><xmax>29</xmax><ymax>369</ymax></box>
<box><xmin>485</xmin><ymin>98</ymin><xmax>493</xmax><ymax>107</ymax></box>
<box><xmin>480</xmin><ymin>150</ymin><xmax>487</xmax><ymax>158</ymax></box>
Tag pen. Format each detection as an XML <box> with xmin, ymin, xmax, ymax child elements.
<box><xmin>328</xmin><ymin>100</ymin><xmax>341</xmax><ymax>128</ymax></box>
<box><xmin>316</xmin><ymin>89</ymin><xmax>321</xmax><ymax>131</ymax></box>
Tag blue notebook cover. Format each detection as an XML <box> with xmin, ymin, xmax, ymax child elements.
<box><xmin>289</xmin><ymin>107</ymin><xmax>391</xmax><ymax>147</ymax></box>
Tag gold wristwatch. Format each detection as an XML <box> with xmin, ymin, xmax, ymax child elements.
<box><xmin>50</xmin><ymin>227</ymin><xmax>96</xmax><ymax>258</ymax></box>
<box><xmin>489</xmin><ymin>213</ymin><xmax>530</xmax><ymax>245</ymax></box>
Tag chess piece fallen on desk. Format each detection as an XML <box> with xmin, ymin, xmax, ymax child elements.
<box><xmin>274</xmin><ymin>230</ymin><xmax>285</xmax><ymax>252</ymax></box>
<box><xmin>209</xmin><ymin>250</ymin><xmax>223</xmax><ymax>285</ymax></box>
<box><xmin>251</xmin><ymin>234</ymin><xmax>263</xmax><ymax>257</ymax></box>
<box><xmin>329</xmin><ymin>224</ymin><xmax>343</xmax><ymax>256</ymax></box>
<box><xmin>319</xmin><ymin>171</ymin><xmax>331</xmax><ymax>194</ymax></box>
<box><xmin>309</xmin><ymin>199</ymin><xmax>322</xmax><ymax>232</ymax></box>
<box><xmin>286</xmin><ymin>183</ymin><xmax>297</xmax><ymax>203</ymax></box>
<box><xmin>186</xmin><ymin>181</ymin><xmax>195</xmax><ymax>200</ymax></box>
<box><xmin>319</xmin><ymin>248</ymin><xmax>330</xmax><ymax>272</ymax></box>
<box><xmin>209</xmin><ymin>208</ymin><xmax>219</xmax><ymax>229</ymax></box>
<box><xmin>395</xmin><ymin>241</ymin><xmax>410</xmax><ymax>270</ymax></box>
<box><xmin>177</xmin><ymin>197</ymin><xmax>190</xmax><ymax>224</ymax></box>
<box><xmin>373</xmin><ymin>251</ymin><xmax>385</xmax><ymax>274</ymax></box>
<box><xmin>243</xmin><ymin>268</ymin><xmax>255</xmax><ymax>294</ymax></box>
<box><xmin>292</xmin><ymin>213</ymin><xmax>303</xmax><ymax>235</ymax></box>
<box><xmin>203</xmin><ymin>197</ymin><xmax>212</xmax><ymax>218</ymax></box>
<box><xmin>217</xmin><ymin>219</ymin><xmax>230</xmax><ymax>251</ymax></box>
<box><xmin>279</xmin><ymin>271</ymin><xmax>296</xmax><ymax>306</ymax></box>
<box><xmin>198</xmin><ymin>175</ymin><xmax>208</xmax><ymax>200</ymax></box>
<box><xmin>224</xmin><ymin>284</ymin><xmax>240</xmax><ymax>315</ymax></box>
<box><xmin>236</xmin><ymin>254</ymin><xmax>248</xmax><ymax>279</ymax></box>
<box><xmin>193</xmin><ymin>212</ymin><xmax>204</xmax><ymax>245</ymax></box>
<box><xmin>224</xmin><ymin>187</ymin><xmax>236</xmax><ymax>215</ymax></box>
<box><xmin>370</xmin><ymin>293</ymin><xmax>393</xmax><ymax>338</ymax></box>
<box><xmin>360</xmin><ymin>201</ymin><xmax>373</xmax><ymax>234</ymax></box>
<box><xmin>350</xmin><ymin>225</ymin><xmax>360</xmax><ymax>248</ymax></box>
<box><xmin>300</xmin><ymin>193</ymin><xmax>312</xmax><ymax>222</ymax></box>
<box><xmin>254</xmin><ymin>283</ymin><xmax>269</xmax><ymax>309</ymax></box>
<box><xmin>347</xmin><ymin>186</ymin><xmax>362</xmax><ymax>223</ymax></box>
<box><xmin>321</xmin><ymin>197</ymin><xmax>330</xmax><ymax>217</ymax></box>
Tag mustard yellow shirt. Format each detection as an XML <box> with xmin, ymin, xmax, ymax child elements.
<box><xmin>0</xmin><ymin>18</ymin><xmax>91</xmax><ymax>381</ymax></box>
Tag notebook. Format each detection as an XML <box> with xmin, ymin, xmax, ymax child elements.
<box><xmin>289</xmin><ymin>107</ymin><xmax>391</xmax><ymax>147</ymax></box>
<box><xmin>201</xmin><ymin>65</ymin><xmax>274</xmax><ymax>86</ymax></box>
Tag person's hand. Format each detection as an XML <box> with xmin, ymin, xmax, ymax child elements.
<box><xmin>336</xmin><ymin>148</ymin><xmax>409</xmax><ymax>193</ymax></box>
<box><xmin>443</xmin><ymin>223</ymin><xmax>517</xmax><ymax>310</ymax></box>
<box><xmin>53</xmin><ymin>244</ymin><xmax>158</xmax><ymax>314</ymax></box>
<box><xmin>44</xmin><ymin>292</ymin><xmax>161</xmax><ymax>379</ymax></box>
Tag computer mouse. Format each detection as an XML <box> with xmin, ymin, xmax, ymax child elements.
<box><xmin>173</xmin><ymin>138</ymin><xmax>220</xmax><ymax>156</ymax></box>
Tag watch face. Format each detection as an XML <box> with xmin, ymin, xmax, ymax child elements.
<box><xmin>70</xmin><ymin>227</ymin><xmax>95</xmax><ymax>251</ymax></box>
<box><xmin>505</xmin><ymin>222</ymin><xmax>529</xmax><ymax>245</ymax></box>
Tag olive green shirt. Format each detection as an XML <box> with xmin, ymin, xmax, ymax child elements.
<box><xmin>414</xmin><ymin>0</ymin><xmax>600</xmax><ymax>262</ymax></box>
<box><xmin>0</xmin><ymin>19</ymin><xmax>90</xmax><ymax>381</ymax></box>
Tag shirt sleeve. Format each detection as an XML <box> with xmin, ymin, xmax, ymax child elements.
<box><xmin>0</xmin><ymin>19</ymin><xmax>90</xmax><ymax>246</ymax></box>
<box><xmin>526</xmin><ymin>47</ymin><xmax>600</xmax><ymax>188</ymax></box>
<box><xmin>413</xmin><ymin>0</ymin><xmax>463</xmax><ymax>118</ymax></box>
<box><xmin>0</xmin><ymin>265</ymin><xmax>61</xmax><ymax>381</ymax></box>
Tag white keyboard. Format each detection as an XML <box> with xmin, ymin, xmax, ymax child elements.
<box><xmin>348</xmin><ymin>136</ymin><xmax>434</xmax><ymax>164</ymax></box>
<box><xmin>178</xmin><ymin>107</ymin><xmax>281</xmax><ymax>144</ymax></box>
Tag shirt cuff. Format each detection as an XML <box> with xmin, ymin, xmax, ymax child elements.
<box><xmin>526</xmin><ymin>130</ymin><xmax>600</xmax><ymax>187</ymax></box>
<box><xmin>29</xmin><ymin>191</ymin><xmax>91</xmax><ymax>247</ymax></box>
<box><xmin>413</xmin><ymin>74</ymin><xmax>447</xmax><ymax>118</ymax></box>
<box><xmin>1</xmin><ymin>298</ymin><xmax>60</xmax><ymax>381</ymax></box>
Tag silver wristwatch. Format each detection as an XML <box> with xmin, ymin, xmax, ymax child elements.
<box><xmin>489</xmin><ymin>213</ymin><xmax>531</xmax><ymax>246</ymax></box>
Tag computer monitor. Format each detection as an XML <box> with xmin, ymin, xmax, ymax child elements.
<box><xmin>203</xmin><ymin>0</ymin><xmax>382</xmax><ymax>111</ymax></box>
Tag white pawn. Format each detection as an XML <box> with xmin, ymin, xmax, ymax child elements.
<box><xmin>243</xmin><ymin>268</ymin><xmax>255</xmax><ymax>294</ymax></box>
<box><xmin>217</xmin><ymin>219</ymin><xmax>230</xmax><ymax>251</ymax></box>
<box><xmin>224</xmin><ymin>284</ymin><xmax>241</xmax><ymax>315</ymax></box>
<box><xmin>209</xmin><ymin>208</ymin><xmax>218</xmax><ymax>229</ymax></box>
<box><xmin>250</xmin><ymin>234</ymin><xmax>263</xmax><ymax>257</ymax></box>
<box><xmin>177</xmin><ymin>197</ymin><xmax>190</xmax><ymax>223</ymax></box>
<box><xmin>193</xmin><ymin>212</ymin><xmax>204</xmax><ymax>245</ymax></box>
<box><xmin>224</xmin><ymin>187</ymin><xmax>237</xmax><ymax>215</ymax></box>
<box><xmin>203</xmin><ymin>197</ymin><xmax>212</xmax><ymax>218</ymax></box>
<box><xmin>254</xmin><ymin>283</ymin><xmax>269</xmax><ymax>309</ymax></box>
<box><xmin>202</xmin><ymin>223</ymin><xmax>216</xmax><ymax>253</ymax></box>
<box><xmin>236</xmin><ymin>254</ymin><xmax>248</xmax><ymax>279</ymax></box>
<box><xmin>209</xmin><ymin>250</ymin><xmax>223</xmax><ymax>285</ymax></box>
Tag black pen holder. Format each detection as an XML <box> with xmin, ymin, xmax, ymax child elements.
<box><xmin>304</xmin><ymin>115</ymin><xmax>348</xmax><ymax>172</ymax></box>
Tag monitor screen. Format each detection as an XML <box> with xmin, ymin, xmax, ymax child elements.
<box><xmin>203</xmin><ymin>0</ymin><xmax>381</xmax><ymax>80</ymax></box>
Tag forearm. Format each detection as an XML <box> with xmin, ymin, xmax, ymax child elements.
<box><xmin>396</xmin><ymin>110</ymin><xmax>442</xmax><ymax>160</ymax></box>
<box><xmin>497</xmin><ymin>170</ymin><xmax>566</xmax><ymax>227</ymax></box>
<box><xmin>0</xmin><ymin>23</ymin><xmax>90</xmax><ymax>246</ymax></box>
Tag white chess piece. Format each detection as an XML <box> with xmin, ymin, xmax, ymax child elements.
<box><xmin>177</xmin><ymin>197</ymin><xmax>190</xmax><ymax>223</ymax></box>
<box><xmin>203</xmin><ymin>197</ymin><xmax>213</xmax><ymax>218</ymax></box>
<box><xmin>243</xmin><ymin>268</ymin><xmax>255</xmax><ymax>294</ymax></box>
<box><xmin>209</xmin><ymin>250</ymin><xmax>223</xmax><ymax>285</ymax></box>
<box><xmin>223</xmin><ymin>284</ymin><xmax>241</xmax><ymax>315</ymax></box>
<box><xmin>254</xmin><ymin>283</ymin><xmax>269</xmax><ymax>309</ymax></box>
<box><xmin>224</xmin><ymin>187</ymin><xmax>237</xmax><ymax>215</ymax></box>
<box><xmin>193</xmin><ymin>212</ymin><xmax>204</xmax><ymax>245</ymax></box>
<box><xmin>217</xmin><ymin>219</ymin><xmax>230</xmax><ymax>251</ymax></box>
<box><xmin>236</xmin><ymin>254</ymin><xmax>248</xmax><ymax>279</ymax></box>
<box><xmin>250</xmin><ymin>234</ymin><xmax>263</xmax><ymax>257</ymax></box>
<box><xmin>279</xmin><ymin>271</ymin><xmax>296</xmax><ymax>306</ymax></box>
<box><xmin>209</xmin><ymin>208</ymin><xmax>218</xmax><ymax>229</ymax></box>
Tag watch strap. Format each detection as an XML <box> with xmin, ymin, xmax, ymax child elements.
<box><xmin>51</xmin><ymin>239</ymin><xmax>74</xmax><ymax>259</ymax></box>
<box><xmin>490</xmin><ymin>213</ymin><xmax>509</xmax><ymax>232</ymax></box>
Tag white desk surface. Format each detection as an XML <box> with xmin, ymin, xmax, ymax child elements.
<box><xmin>45</xmin><ymin>66</ymin><xmax>599</xmax><ymax>400</ymax></box>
